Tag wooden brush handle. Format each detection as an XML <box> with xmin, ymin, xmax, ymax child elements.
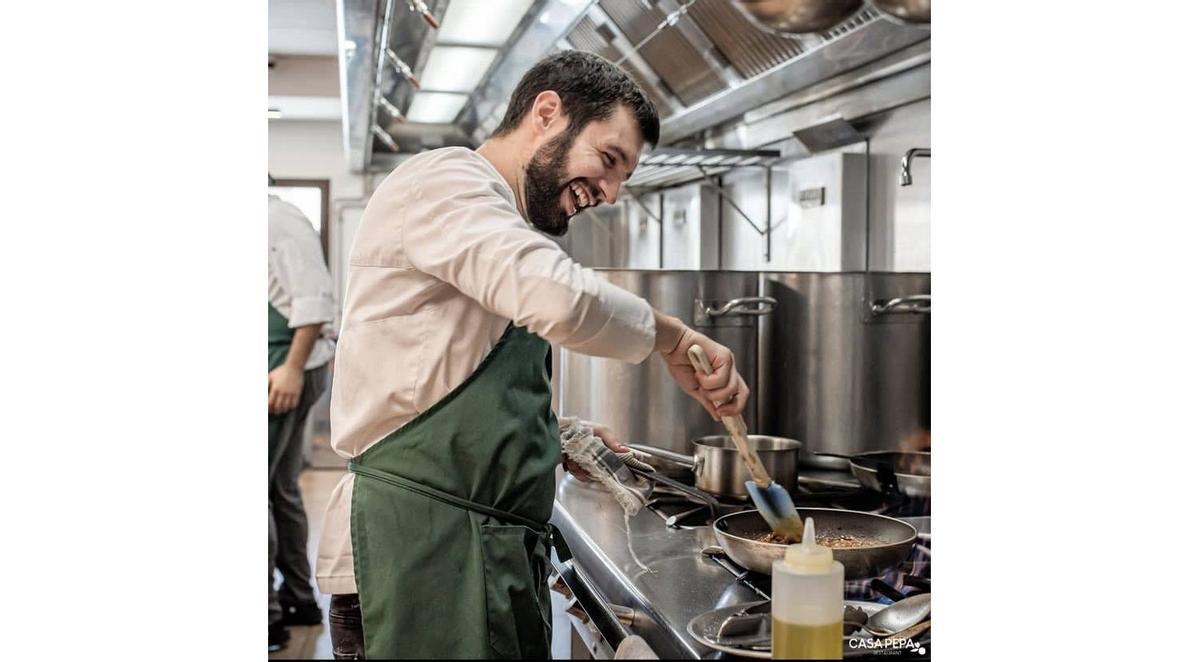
<box><xmin>686</xmin><ymin>345</ymin><xmax>772</xmax><ymax>488</ymax></box>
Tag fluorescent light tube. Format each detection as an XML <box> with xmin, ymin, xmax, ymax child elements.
<box><xmin>436</xmin><ymin>0</ymin><xmax>535</xmax><ymax>47</ymax></box>
<box><xmin>420</xmin><ymin>46</ymin><xmax>499</xmax><ymax>93</ymax></box>
<box><xmin>406</xmin><ymin>92</ymin><xmax>470</xmax><ymax>123</ymax></box>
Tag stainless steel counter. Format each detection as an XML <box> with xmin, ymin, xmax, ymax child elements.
<box><xmin>550</xmin><ymin>472</ymin><xmax>932</xmax><ymax>659</ymax></box>
<box><xmin>551</xmin><ymin>474</ymin><xmax>760</xmax><ymax>659</ymax></box>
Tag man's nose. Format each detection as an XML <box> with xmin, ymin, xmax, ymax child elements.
<box><xmin>595</xmin><ymin>177</ymin><xmax>620</xmax><ymax>205</ymax></box>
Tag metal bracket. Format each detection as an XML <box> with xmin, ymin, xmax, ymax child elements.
<box><xmin>628</xmin><ymin>194</ymin><xmax>663</xmax><ymax>225</ymax></box>
<box><xmin>695</xmin><ymin>165</ymin><xmax>766</xmax><ymax>236</ymax></box>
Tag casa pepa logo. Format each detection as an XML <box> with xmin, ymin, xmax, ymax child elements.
<box><xmin>847</xmin><ymin>636</ymin><xmax>927</xmax><ymax>656</ymax></box>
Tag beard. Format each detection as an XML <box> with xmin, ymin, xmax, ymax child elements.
<box><xmin>523</xmin><ymin>128</ymin><xmax>579</xmax><ymax>237</ymax></box>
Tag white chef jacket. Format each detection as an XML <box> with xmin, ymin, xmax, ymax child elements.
<box><xmin>315</xmin><ymin>147</ymin><xmax>656</xmax><ymax>594</ymax></box>
<box><xmin>268</xmin><ymin>195</ymin><xmax>336</xmax><ymax>369</ymax></box>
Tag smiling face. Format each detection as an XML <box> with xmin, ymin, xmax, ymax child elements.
<box><xmin>523</xmin><ymin>103</ymin><xmax>644</xmax><ymax>236</ymax></box>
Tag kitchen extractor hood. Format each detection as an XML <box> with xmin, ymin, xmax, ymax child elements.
<box><xmin>338</xmin><ymin>0</ymin><xmax>929</xmax><ymax>173</ymax></box>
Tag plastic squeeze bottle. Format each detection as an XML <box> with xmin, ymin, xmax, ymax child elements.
<box><xmin>772</xmin><ymin>517</ymin><xmax>845</xmax><ymax>659</ymax></box>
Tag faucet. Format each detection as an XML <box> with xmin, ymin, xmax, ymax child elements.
<box><xmin>899</xmin><ymin>148</ymin><xmax>931</xmax><ymax>186</ymax></box>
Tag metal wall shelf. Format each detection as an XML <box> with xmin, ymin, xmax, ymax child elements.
<box><xmin>622</xmin><ymin>147</ymin><xmax>781</xmax><ymax>260</ymax></box>
<box><xmin>626</xmin><ymin>147</ymin><xmax>780</xmax><ymax>192</ymax></box>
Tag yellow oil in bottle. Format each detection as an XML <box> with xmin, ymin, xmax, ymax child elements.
<box><xmin>772</xmin><ymin>618</ymin><xmax>843</xmax><ymax>659</ymax></box>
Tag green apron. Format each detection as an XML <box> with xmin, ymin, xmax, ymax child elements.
<box><xmin>268</xmin><ymin>302</ymin><xmax>294</xmax><ymax>372</ymax></box>
<box><xmin>349</xmin><ymin>323</ymin><xmax>563</xmax><ymax>659</ymax></box>
<box><xmin>268</xmin><ymin>303</ymin><xmax>294</xmax><ymax>458</ymax></box>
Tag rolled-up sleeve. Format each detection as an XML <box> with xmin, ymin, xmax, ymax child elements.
<box><xmin>275</xmin><ymin>236</ymin><xmax>336</xmax><ymax>328</ymax></box>
<box><xmin>402</xmin><ymin>157</ymin><xmax>656</xmax><ymax>364</ymax></box>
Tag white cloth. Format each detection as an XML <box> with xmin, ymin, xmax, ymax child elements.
<box><xmin>268</xmin><ymin>195</ymin><xmax>336</xmax><ymax>370</ymax></box>
<box><xmin>559</xmin><ymin>417</ymin><xmax>647</xmax><ymax>516</ymax></box>
<box><xmin>315</xmin><ymin>147</ymin><xmax>656</xmax><ymax>594</ymax></box>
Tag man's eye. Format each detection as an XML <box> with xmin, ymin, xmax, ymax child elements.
<box><xmin>603</xmin><ymin>152</ymin><xmax>615</xmax><ymax>166</ymax></box>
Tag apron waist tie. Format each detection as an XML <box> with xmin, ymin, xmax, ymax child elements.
<box><xmin>348</xmin><ymin>461</ymin><xmax>572</xmax><ymax>561</ymax></box>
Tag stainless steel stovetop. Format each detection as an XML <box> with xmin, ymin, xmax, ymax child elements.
<box><xmin>549</xmin><ymin>469</ymin><xmax>932</xmax><ymax>659</ymax></box>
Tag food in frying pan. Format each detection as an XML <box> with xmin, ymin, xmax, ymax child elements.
<box><xmin>754</xmin><ymin>530</ymin><xmax>882</xmax><ymax>548</ymax></box>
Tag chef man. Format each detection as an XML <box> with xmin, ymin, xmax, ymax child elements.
<box><xmin>267</xmin><ymin>189</ymin><xmax>336</xmax><ymax>651</ymax></box>
<box><xmin>315</xmin><ymin>51</ymin><xmax>749</xmax><ymax>659</ymax></box>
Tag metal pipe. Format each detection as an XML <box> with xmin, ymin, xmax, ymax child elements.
<box><xmin>371</xmin><ymin>125</ymin><xmax>400</xmax><ymax>152</ymax></box>
<box><xmin>385</xmin><ymin>48</ymin><xmax>421</xmax><ymax>88</ymax></box>
<box><xmin>364</xmin><ymin>0</ymin><xmax>399</xmax><ymax>169</ymax></box>
<box><xmin>377</xmin><ymin>94</ymin><xmax>406</xmax><ymax>122</ymax></box>
<box><xmin>764</xmin><ymin>164</ymin><xmax>772</xmax><ymax>261</ymax></box>
<box><xmin>372</xmin><ymin>0</ymin><xmax>399</xmax><ymax>118</ymax></box>
<box><xmin>899</xmin><ymin>147</ymin><xmax>930</xmax><ymax>186</ymax></box>
<box><xmin>407</xmin><ymin>0</ymin><xmax>439</xmax><ymax>28</ymax></box>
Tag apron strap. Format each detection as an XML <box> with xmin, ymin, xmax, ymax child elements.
<box><xmin>548</xmin><ymin>522</ymin><xmax>573</xmax><ymax>562</ymax></box>
<box><xmin>349</xmin><ymin>461</ymin><xmax>548</xmax><ymax>532</ymax></box>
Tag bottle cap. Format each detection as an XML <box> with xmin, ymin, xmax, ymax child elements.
<box><xmin>783</xmin><ymin>517</ymin><xmax>833</xmax><ymax>572</ymax></box>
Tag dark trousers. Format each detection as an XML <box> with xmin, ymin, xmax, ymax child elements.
<box><xmin>330</xmin><ymin>594</ymin><xmax>366</xmax><ymax>659</ymax></box>
<box><xmin>268</xmin><ymin>365</ymin><xmax>327</xmax><ymax>626</ymax></box>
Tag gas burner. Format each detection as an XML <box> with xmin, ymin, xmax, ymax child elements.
<box><xmin>645</xmin><ymin>483</ymin><xmax>931</xmax><ymax>528</ymax></box>
<box><xmin>844</xmin><ymin>540</ymin><xmax>931</xmax><ymax>602</ymax></box>
<box><xmin>702</xmin><ymin>535</ymin><xmax>931</xmax><ymax>605</ymax></box>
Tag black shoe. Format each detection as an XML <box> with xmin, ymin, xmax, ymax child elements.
<box><xmin>281</xmin><ymin>601</ymin><xmax>324</xmax><ymax>626</ymax></box>
<box><xmin>269</xmin><ymin>621</ymin><xmax>291</xmax><ymax>652</ymax></box>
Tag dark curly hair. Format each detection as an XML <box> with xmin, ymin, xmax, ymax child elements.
<box><xmin>491</xmin><ymin>50</ymin><xmax>660</xmax><ymax>147</ymax></box>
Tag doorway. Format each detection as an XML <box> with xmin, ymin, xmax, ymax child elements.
<box><xmin>269</xmin><ymin>178</ymin><xmax>331</xmax><ymax>263</ymax></box>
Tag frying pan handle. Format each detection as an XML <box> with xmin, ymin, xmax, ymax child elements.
<box><xmin>686</xmin><ymin>345</ymin><xmax>773</xmax><ymax>488</ymax></box>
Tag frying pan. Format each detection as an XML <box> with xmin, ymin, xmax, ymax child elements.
<box><xmin>712</xmin><ymin>508</ymin><xmax>917</xmax><ymax>579</ymax></box>
<box><xmin>802</xmin><ymin>451</ymin><xmax>931</xmax><ymax>498</ymax></box>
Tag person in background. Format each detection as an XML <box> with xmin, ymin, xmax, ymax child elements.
<box><xmin>267</xmin><ymin>184</ymin><xmax>336</xmax><ymax>652</ymax></box>
<box><xmin>315</xmin><ymin>51</ymin><xmax>749</xmax><ymax>659</ymax></box>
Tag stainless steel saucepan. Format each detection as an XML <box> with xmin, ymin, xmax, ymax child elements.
<box><xmin>629</xmin><ymin>435</ymin><xmax>803</xmax><ymax>499</ymax></box>
<box><xmin>712</xmin><ymin>508</ymin><xmax>917</xmax><ymax>578</ymax></box>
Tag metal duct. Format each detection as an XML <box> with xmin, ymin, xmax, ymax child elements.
<box><xmin>566</xmin><ymin>15</ymin><xmax>675</xmax><ymax>115</ymax></box>
<box><xmin>658</xmin><ymin>8</ymin><xmax>928</xmax><ymax>143</ymax></box>
<box><xmin>339</xmin><ymin>0</ymin><xmax>929</xmax><ymax>169</ymax></box>
<box><xmin>688</xmin><ymin>0</ymin><xmax>807</xmax><ymax>79</ymax></box>
<box><xmin>597</xmin><ymin>0</ymin><xmax>727</xmax><ymax>106</ymax></box>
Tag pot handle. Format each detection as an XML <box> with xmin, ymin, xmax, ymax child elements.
<box><xmin>705</xmin><ymin>296</ymin><xmax>777</xmax><ymax>317</ymax></box>
<box><xmin>627</xmin><ymin>443</ymin><xmax>696</xmax><ymax>469</ymax></box>
<box><xmin>870</xmin><ymin>294</ymin><xmax>930</xmax><ymax>315</ymax></box>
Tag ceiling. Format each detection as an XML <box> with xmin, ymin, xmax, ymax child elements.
<box><xmin>269</xmin><ymin>0</ymin><xmax>342</xmax><ymax>121</ymax></box>
<box><xmin>339</xmin><ymin>0</ymin><xmax>930</xmax><ymax>171</ymax></box>
<box><xmin>268</xmin><ymin>0</ymin><xmax>340</xmax><ymax>56</ymax></box>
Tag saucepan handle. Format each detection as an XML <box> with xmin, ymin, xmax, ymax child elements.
<box><xmin>626</xmin><ymin>443</ymin><xmax>696</xmax><ymax>469</ymax></box>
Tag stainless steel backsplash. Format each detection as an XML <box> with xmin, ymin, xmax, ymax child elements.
<box><xmin>553</xmin><ymin>270</ymin><xmax>929</xmax><ymax>456</ymax></box>
<box><xmin>758</xmin><ymin>271</ymin><xmax>930</xmax><ymax>455</ymax></box>
<box><xmin>556</xmin><ymin>270</ymin><xmax>762</xmax><ymax>454</ymax></box>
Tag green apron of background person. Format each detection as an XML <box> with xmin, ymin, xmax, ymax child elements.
<box><xmin>268</xmin><ymin>303</ymin><xmax>294</xmax><ymax>457</ymax></box>
<box><xmin>349</xmin><ymin>323</ymin><xmax>563</xmax><ymax>659</ymax></box>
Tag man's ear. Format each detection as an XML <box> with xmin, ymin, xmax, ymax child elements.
<box><xmin>529</xmin><ymin>91</ymin><xmax>563</xmax><ymax>135</ymax></box>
